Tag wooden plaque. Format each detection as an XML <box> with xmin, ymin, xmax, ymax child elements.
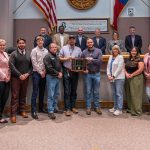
<box><xmin>71</xmin><ymin>58</ymin><xmax>87</xmax><ymax>72</ymax></box>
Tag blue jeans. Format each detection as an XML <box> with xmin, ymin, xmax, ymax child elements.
<box><xmin>46</xmin><ymin>75</ymin><xmax>60</xmax><ymax>113</ymax></box>
<box><xmin>146</xmin><ymin>86</ymin><xmax>150</xmax><ymax>101</ymax></box>
<box><xmin>31</xmin><ymin>72</ymin><xmax>46</xmax><ymax>112</ymax></box>
<box><xmin>84</xmin><ymin>72</ymin><xmax>101</xmax><ymax>109</ymax></box>
<box><xmin>111</xmin><ymin>79</ymin><xmax>125</xmax><ymax>110</ymax></box>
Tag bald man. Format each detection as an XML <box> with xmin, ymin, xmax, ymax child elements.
<box><xmin>43</xmin><ymin>43</ymin><xmax>62</xmax><ymax>119</ymax></box>
<box><xmin>75</xmin><ymin>27</ymin><xmax>87</xmax><ymax>51</ymax></box>
<box><xmin>92</xmin><ymin>28</ymin><xmax>106</xmax><ymax>55</ymax></box>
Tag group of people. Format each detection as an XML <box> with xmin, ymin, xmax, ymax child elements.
<box><xmin>0</xmin><ymin>25</ymin><xmax>149</xmax><ymax>124</ymax></box>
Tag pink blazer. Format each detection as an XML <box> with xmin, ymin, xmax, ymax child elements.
<box><xmin>144</xmin><ymin>53</ymin><xmax>150</xmax><ymax>85</ymax></box>
<box><xmin>144</xmin><ymin>53</ymin><xmax>150</xmax><ymax>75</ymax></box>
<box><xmin>0</xmin><ymin>51</ymin><xmax>10</xmax><ymax>81</ymax></box>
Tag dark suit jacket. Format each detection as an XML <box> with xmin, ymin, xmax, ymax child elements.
<box><xmin>92</xmin><ymin>36</ymin><xmax>106</xmax><ymax>55</ymax></box>
<box><xmin>34</xmin><ymin>34</ymin><xmax>52</xmax><ymax>50</ymax></box>
<box><xmin>75</xmin><ymin>35</ymin><xmax>87</xmax><ymax>51</ymax></box>
<box><xmin>125</xmin><ymin>35</ymin><xmax>142</xmax><ymax>53</ymax></box>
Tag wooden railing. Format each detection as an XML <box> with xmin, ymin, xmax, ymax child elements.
<box><xmin>102</xmin><ymin>55</ymin><xmax>144</xmax><ymax>62</ymax></box>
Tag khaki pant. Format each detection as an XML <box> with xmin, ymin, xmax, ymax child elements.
<box><xmin>125</xmin><ymin>74</ymin><xmax>143</xmax><ymax>115</ymax></box>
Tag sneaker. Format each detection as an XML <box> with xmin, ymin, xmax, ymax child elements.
<box><xmin>0</xmin><ymin>119</ymin><xmax>8</xmax><ymax>123</ymax></box>
<box><xmin>86</xmin><ymin>109</ymin><xmax>91</xmax><ymax>115</ymax></box>
<box><xmin>109</xmin><ymin>107</ymin><xmax>115</xmax><ymax>113</ymax></box>
<box><xmin>113</xmin><ymin>110</ymin><xmax>122</xmax><ymax>116</ymax></box>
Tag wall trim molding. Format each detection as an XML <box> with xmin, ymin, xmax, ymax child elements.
<box><xmin>4</xmin><ymin>100</ymin><xmax>150</xmax><ymax>114</ymax></box>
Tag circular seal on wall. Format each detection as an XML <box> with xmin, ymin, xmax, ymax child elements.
<box><xmin>67</xmin><ymin>0</ymin><xmax>97</xmax><ymax>10</ymax></box>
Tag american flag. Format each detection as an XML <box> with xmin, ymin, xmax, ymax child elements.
<box><xmin>33</xmin><ymin>0</ymin><xmax>57</xmax><ymax>32</ymax></box>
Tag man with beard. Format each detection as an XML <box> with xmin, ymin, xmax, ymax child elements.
<box><xmin>9</xmin><ymin>38</ymin><xmax>32</xmax><ymax>123</ymax></box>
<box><xmin>81</xmin><ymin>38</ymin><xmax>102</xmax><ymax>115</ymax></box>
<box><xmin>59</xmin><ymin>35</ymin><xmax>81</xmax><ymax>116</ymax></box>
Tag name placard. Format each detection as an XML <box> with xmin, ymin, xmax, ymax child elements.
<box><xmin>57</xmin><ymin>19</ymin><xmax>109</xmax><ymax>33</ymax></box>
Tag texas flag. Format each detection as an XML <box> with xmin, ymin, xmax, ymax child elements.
<box><xmin>111</xmin><ymin>0</ymin><xmax>129</xmax><ymax>31</ymax></box>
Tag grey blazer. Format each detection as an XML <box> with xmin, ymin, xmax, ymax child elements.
<box><xmin>107</xmin><ymin>40</ymin><xmax>124</xmax><ymax>54</ymax></box>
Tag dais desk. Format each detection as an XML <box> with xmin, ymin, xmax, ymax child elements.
<box><xmin>102</xmin><ymin>55</ymin><xmax>144</xmax><ymax>62</ymax></box>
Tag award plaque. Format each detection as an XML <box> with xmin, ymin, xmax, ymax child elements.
<box><xmin>71</xmin><ymin>58</ymin><xmax>87</xmax><ymax>72</ymax></box>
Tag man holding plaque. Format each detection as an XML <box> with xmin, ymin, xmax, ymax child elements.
<box><xmin>81</xmin><ymin>38</ymin><xmax>102</xmax><ymax>115</ymax></box>
<box><xmin>59</xmin><ymin>35</ymin><xmax>82</xmax><ymax>116</ymax></box>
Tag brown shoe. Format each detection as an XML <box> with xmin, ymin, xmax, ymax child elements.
<box><xmin>86</xmin><ymin>108</ymin><xmax>91</xmax><ymax>115</ymax></box>
<box><xmin>20</xmin><ymin>112</ymin><xmax>28</xmax><ymax>118</ymax></box>
<box><xmin>95</xmin><ymin>108</ymin><xmax>102</xmax><ymax>115</ymax></box>
<box><xmin>65</xmin><ymin>110</ymin><xmax>71</xmax><ymax>116</ymax></box>
<box><xmin>147</xmin><ymin>111</ymin><xmax>150</xmax><ymax>115</ymax></box>
<box><xmin>72</xmin><ymin>108</ymin><xmax>78</xmax><ymax>114</ymax></box>
<box><xmin>11</xmin><ymin>116</ymin><xmax>16</xmax><ymax>123</ymax></box>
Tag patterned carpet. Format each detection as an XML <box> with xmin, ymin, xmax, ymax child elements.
<box><xmin>0</xmin><ymin>109</ymin><xmax>150</xmax><ymax>150</ymax></box>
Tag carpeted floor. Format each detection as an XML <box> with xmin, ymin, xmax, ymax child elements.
<box><xmin>0</xmin><ymin>109</ymin><xmax>150</xmax><ymax>150</ymax></box>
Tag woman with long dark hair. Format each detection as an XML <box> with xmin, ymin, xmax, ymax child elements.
<box><xmin>125</xmin><ymin>47</ymin><xmax>144</xmax><ymax>116</ymax></box>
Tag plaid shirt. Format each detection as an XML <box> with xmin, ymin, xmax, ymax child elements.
<box><xmin>30</xmin><ymin>46</ymin><xmax>48</xmax><ymax>74</ymax></box>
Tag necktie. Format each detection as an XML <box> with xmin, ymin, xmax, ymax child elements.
<box><xmin>21</xmin><ymin>50</ymin><xmax>24</xmax><ymax>55</ymax></box>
